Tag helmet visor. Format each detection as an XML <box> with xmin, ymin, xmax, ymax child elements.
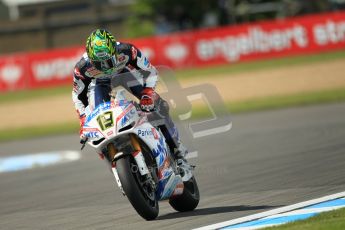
<box><xmin>93</xmin><ymin>55</ymin><xmax>117</xmax><ymax>73</ymax></box>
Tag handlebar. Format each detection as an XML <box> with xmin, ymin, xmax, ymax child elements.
<box><xmin>80</xmin><ymin>137</ymin><xmax>89</xmax><ymax>150</ymax></box>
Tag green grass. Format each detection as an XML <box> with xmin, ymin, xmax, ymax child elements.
<box><xmin>2</xmin><ymin>87</ymin><xmax>345</xmax><ymax>142</ymax></box>
<box><xmin>0</xmin><ymin>122</ymin><xmax>79</xmax><ymax>142</ymax></box>
<box><xmin>0</xmin><ymin>85</ymin><xmax>71</xmax><ymax>104</ymax></box>
<box><xmin>188</xmin><ymin>88</ymin><xmax>345</xmax><ymax>119</ymax></box>
<box><xmin>264</xmin><ymin>207</ymin><xmax>345</xmax><ymax>230</ymax></box>
<box><xmin>229</xmin><ymin>88</ymin><xmax>345</xmax><ymax>113</ymax></box>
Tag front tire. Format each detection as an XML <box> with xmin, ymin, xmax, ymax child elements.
<box><xmin>116</xmin><ymin>156</ymin><xmax>159</xmax><ymax>220</ymax></box>
<box><xmin>169</xmin><ymin>176</ymin><xmax>200</xmax><ymax>212</ymax></box>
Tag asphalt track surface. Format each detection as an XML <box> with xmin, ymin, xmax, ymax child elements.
<box><xmin>1</xmin><ymin>103</ymin><xmax>345</xmax><ymax>230</ymax></box>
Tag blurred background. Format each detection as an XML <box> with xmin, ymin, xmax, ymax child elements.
<box><xmin>0</xmin><ymin>0</ymin><xmax>345</xmax><ymax>137</ymax></box>
<box><xmin>0</xmin><ymin>0</ymin><xmax>345</xmax><ymax>53</ymax></box>
<box><xmin>1</xmin><ymin>2</ymin><xmax>345</xmax><ymax>229</ymax></box>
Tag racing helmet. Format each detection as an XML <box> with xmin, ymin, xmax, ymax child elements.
<box><xmin>86</xmin><ymin>29</ymin><xmax>118</xmax><ymax>74</ymax></box>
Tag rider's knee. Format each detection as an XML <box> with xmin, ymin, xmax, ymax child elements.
<box><xmin>157</xmin><ymin>97</ymin><xmax>170</xmax><ymax>117</ymax></box>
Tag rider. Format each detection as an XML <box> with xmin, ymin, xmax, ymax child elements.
<box><xmin>72</xmin><ymin>29</ymin><xmax>187</xmax><ymax>163</ymax></box>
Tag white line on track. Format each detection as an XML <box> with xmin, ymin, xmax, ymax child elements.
<box><xmin>261</xmin><ymin>205</ymin><xmax>345</xmax><ymax>219</ymax></box>
<box><xmin>0</xmin><ymin>150</ymin><xmax>81</xmax><ymax>173</ymax></box>
<box><xmin>193</xmin><ymin>191</ymin><xmax>345</xmax><ymax>230</ymax></box>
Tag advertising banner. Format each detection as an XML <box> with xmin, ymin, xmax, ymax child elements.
<box><xmin>1</xmin><ymin>11</ymin><xmax>345</xmax><ymax>92</ymax></box>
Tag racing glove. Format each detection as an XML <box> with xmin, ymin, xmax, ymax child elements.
<box><xmin>140</xmin><ymin>87</ymin><xmax>156</xmax><ymax>112</ymax></box>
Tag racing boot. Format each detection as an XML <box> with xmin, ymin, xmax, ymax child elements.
<box><xmin>174</xmin><ymin>141</ymin><xmax>188</xmax><ymax>162</ymax></box>
<box><xmin>174</xmin><ymin>141</ymin><xmax>194</xmax><ymax>181</ymax></box>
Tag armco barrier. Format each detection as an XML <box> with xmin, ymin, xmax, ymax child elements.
<box><xmin>1</xmin><ymin>11</ymin><xmax>345</xmax><ymax>92</ymax></box>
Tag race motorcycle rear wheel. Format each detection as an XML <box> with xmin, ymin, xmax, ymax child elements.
<box><xmin>169</xmin><ymin>176</ymin><xmax>200</xmax><ymax>212</ymax></box>
<box><xmin>116</xmin><ymin>155</ymin><xmax>159</xmax><ymax>220</ymax></box>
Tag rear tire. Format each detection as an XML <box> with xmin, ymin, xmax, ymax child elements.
<box><xmin>169</xmin><ymin>176</ymin><xmax>200</xmax><ymax>212</ymax></box>
<box><xmin>116</xmin><ymin>156</ymin><xmax>159</xmax><ymax>220</ymax></box>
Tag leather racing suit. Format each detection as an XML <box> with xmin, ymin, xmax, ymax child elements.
<box><xmin>72</xmin><ymin>42</ymin><xmax>180</xmax><ymax>152</ymax></box>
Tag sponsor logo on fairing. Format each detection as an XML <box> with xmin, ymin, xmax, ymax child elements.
<box><xmin>82</xmin><ymin>128</ymin><xmax>102</xmax><ymax>138</ymax></box>
<box><xmin>137</xmin><ymin>129</ymin><xmax>153</xmax><ymax>137</ymax></box>
<box><xmin>87</xmin><ymin>101</ymin><xmax>115</xmax><ymax>122</ymax></box>
<box><xmin>137</xmin><ymin>128</ymin><xmax>159</xmax><ymax>139</ymax></box>
<box><xmin>84</xmin><ymin>132</ymin><xmax>101</xmax><ymax>138</ymax></box>
<box><xmin>116</xmin><ymin>104</ymin><xmax>136</xmax><ymax>126</ymax></box>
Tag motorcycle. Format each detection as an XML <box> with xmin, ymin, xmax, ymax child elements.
<box><xmin>81</xmin><ymin>89</ymin><xmax>199</xmax><ymax>220</ymax></box>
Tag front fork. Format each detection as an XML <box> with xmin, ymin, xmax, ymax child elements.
<box><xmin>107</xmin><ymin>143</ymin><xmax>124</xmax><ymax>194</ymax></box>
<box><xmin>129</xmin><ymin>134</ymin><xmax>150</xmax><ymax>176</ymax></box>
<box><xmin>108</xmin><ymin>134</ymin><xmax>153</xmax><ymax>194</ymax></box>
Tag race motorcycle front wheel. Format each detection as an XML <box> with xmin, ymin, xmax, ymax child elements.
<box><xmin>169</xmin><ymin>176</ymin><xmax>200</xmax><ymax>212</ymax></box>
<box><xmin>116</xmin><ymin>155</ymin><xmax>159</xmax><ymax>220</ymax></box>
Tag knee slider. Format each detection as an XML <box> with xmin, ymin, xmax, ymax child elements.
<box><xmin>157</xmin><ymin>98</ymin><xmax>170</xmax><ymax>117</ymax></box>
